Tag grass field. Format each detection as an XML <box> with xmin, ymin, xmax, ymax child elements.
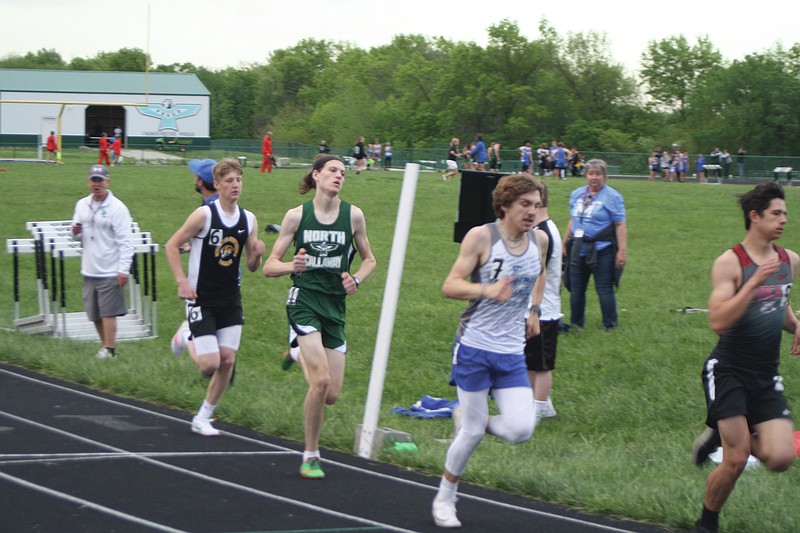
<box><xmin>1</xmin><ymin>158</ymin><xmax>799</xmax><ymax>532</ymax></box>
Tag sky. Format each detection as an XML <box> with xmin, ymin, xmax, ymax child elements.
<box><xmin>2</xmin><ymin>0</ymin><xmax>799</xmax><ymax>75</ymax></box>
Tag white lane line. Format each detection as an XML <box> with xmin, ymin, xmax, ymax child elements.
<box><xmin>0</xmin><ymin>450</ymin><xmax>293</xmax><ymax>466</ymax></box>
<box><xmin>0</xmin><ymin>470</ymin><xmax>187</xmax><ymax>533</ymax></box>
<box><xmin>0</xmin><ymin>408</ymin><xmax>419</xmax><ymax>533</ymax></box>
<box><xmin>0</xmin><ymin>366</ymin><xmax>642</xmax><ymax>533</ymax></box>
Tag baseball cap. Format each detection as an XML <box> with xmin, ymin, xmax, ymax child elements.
<box><xmin>88</xmin><ymin>164</ymin><xmax>109</xmax><ymax>180</ymax></box>
<box><xmin>188</xmin><ymin>158</ymin><xmax>217</xmax><ymax>185</ymax></box>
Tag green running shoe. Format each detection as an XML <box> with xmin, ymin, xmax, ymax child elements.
<box><xmin>299</xmin><ymin>458</ymin><xmax>325</xmax><ymax>479</ymax></box>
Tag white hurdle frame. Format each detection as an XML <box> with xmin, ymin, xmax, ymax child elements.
<box><xmin>6</xmin><ymin>220</ymin><xmax>158</xmax><ymax>341</ymax></box>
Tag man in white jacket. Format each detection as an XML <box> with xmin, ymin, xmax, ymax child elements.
<box><xmin>71</xmin><ymin>164</ymin><xmax>134</xmax><ymax>359</ymax></box>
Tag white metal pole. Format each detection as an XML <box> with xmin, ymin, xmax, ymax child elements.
<box><xmin>357</xmin><ymin>163</ymin><xmax>420</xmax><ymax>458</ymax></box>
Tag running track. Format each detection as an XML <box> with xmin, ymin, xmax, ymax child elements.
<box><xmin>0</xmin><ymin>364</ymin><xmax>679</xmax><ymax>532</ymax></box>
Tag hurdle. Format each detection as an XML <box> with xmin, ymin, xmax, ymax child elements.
<box><xmin>6</xmin><ymin>220</ymin><xmax>159</xmax><ymax>341</ymax></box>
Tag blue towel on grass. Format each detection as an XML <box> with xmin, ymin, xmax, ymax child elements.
<box><xmin>391</xmin><ymin>395</ymin><xmax>459</xmax><ymax>419</ymax></box>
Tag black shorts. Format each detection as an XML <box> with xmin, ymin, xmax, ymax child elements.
<box><xmin>524</xmin><ymin>319</ymin><xmax>559</xmax><ymax>371</ymax></box>
<box><xmin>701</xmin><ymin>356</ymin><xmax>792</xmax><ymax>429</ymax></box>
<box><xmin>187</xmin><ymin>302</ymin><xmax>244</xmax><ymax>339</ymax></box>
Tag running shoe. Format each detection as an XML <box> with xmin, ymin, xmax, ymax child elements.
<box><xmin>432</xmin><ymin>496</ymin><xmax>461</xmax><ymax>528</ymax></box>
<box><xmin>191</xmin><ymin>416</ymin><xmax>220</xmax><ymax>437</ymax></box>
<box><xmin>691</xmin><ymin>521</ymin><xmax>717</xmax><ymax>533</ymax></box>
<box><xmin>171</xmin><ymin>320</ymin><xmax>190</xmax><ymax>356</ymax></box>
<box><xmin>692</xmin><ymin>427</ymin><xmax>721</xmax><ymax>467</ymax></box>
<box><xmin>539</xmin><ymin>398</ymin><xmax>557</xmax><ymax>418</ymax></box>
<box><xmin>299</xmin><ymin>458</ymin><xmax>325</xmax><ymax>479</ymax></box>
<box><xmin>280</xmin><ymin>349</ymin><xmax>295</xmax><ymax>371</ymax></box>
<box><xmin>95</xmin><ymin>347</ymin><xmax>116</xmax><ymax>360</ymax></box>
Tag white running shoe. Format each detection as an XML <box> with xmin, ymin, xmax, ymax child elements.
<box><xmin>171</xmin><ymin>320</ymin><xmax>190</xmax><ymax>356</ymax></box>
<box><xmin>191</xmin><ymin>416</ymin><xmax>220</xmax><ymax>436</ymax></box>
<box><xmin>95</xmin><ymin>347</ymin><xmax>116</xmax><ymax>360</ymax></box>
<box><xmin>540</xmin><ymin>398</ymin><xmax>557</xmax><ymax>418</ymax></box>
<box><xmin>432</xmin><ymin>497</ymin><xmax>461</xmax><ymax>528</ymax></box>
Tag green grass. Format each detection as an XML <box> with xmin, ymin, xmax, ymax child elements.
<box><xmin>2</xmin><ymin>160</ymin><xmax>800</xmax><ymax>532</ymax></box>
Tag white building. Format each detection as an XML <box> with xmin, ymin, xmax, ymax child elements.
<box><xmin>0</xmin><ymin>68</ymin><xmax>210</xmax><ymax>148</ymax></box>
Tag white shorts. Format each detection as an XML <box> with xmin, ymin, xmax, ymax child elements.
<box><xmin>446</xmin><ymin>160</ymin><xmax>458</xmax><ymax>171</ymax></box>
<box><xmin>194</xmin><ymin>325</ymin><xmax>242</xmax><ymax>356</ymax></box>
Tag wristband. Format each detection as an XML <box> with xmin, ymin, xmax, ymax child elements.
<box><xmin>530</xmin><ymin>304</ymin><xmax>541</xmax><ymax>315</ymax></box>
<box><xmin>352</xmin><ymin>275</ymin><xmax>361</xmax><ymax>288</ymax></box>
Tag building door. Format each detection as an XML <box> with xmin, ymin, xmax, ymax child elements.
<box><xmin>85</xmin><ymin>105</ymin><xmax>125</xmax><ymax>145</ymax></box>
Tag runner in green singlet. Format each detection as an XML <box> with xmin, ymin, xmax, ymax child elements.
<box><xmin>263</xmin><ymin>154</ymin><xmax>377</xmax><ymax>479</ymax></box>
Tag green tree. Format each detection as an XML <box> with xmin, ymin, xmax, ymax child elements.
<box><xmin>687</xmin><ymin>53</ymin><xmax>800</xmax><ymax>155</ymax></box>
<box><xmin>640</xmin><ymin>35</ymin><xmax>722</xmax><ymax>117</ymax></box>
<box><xmin>542</xmin><ymin>21</ymin><xmax>637</xmax><ymax>123</ymax></box>
<box><xmin>0</xmin><ymin>48</ymin><xmax>66</xmax><ymax>69</ymax></box>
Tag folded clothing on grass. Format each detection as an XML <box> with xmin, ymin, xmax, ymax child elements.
<box><xmin>391</xmin><ymin>395</ymin><xmax>459</xmax><ymax>419</ymax></box>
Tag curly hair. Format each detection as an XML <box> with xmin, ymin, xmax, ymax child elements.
<box><xmin>492</xmin><ymin>173</ymin><xmax>544</xmax><ymax>218</ymax></box>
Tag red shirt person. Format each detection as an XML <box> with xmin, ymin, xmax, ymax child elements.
<box><xmin>98</xmin><ymin>133</ymin><xmax>111</xmax><ymax>165</ymax></box>
<box><xmin>261</xmin><ymin>131</ymin><xmax>273</xmax><ymax>173</ymax></box>
<box><xmin>111</xmin><ymin>135</ymin><xmax>123</xmax><ymax>166</ymax></box>
<box><xmin>46</xmin><ymin>131</ymin><xmax>57</xmax><ymax>163</ymax></box>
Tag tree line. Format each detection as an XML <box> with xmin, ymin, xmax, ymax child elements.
<box><xmin>3</xmin><ymin>19</ymin><xmax>800</xmax><ymax>156</ymax></box>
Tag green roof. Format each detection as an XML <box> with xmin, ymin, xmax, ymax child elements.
<box><xmin>0</xmin><ymin>69</ymin><xmax>209</xmax><ymax>96</ymax></box>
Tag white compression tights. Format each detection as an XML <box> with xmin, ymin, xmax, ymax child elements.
<box><xmin>444</xmin><ymin>386</ymin><xmax>534</xmax><ymax>477</ymax></box>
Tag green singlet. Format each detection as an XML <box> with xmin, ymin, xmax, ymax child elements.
<box><xmin>291</xmin><ymin>200</ymin><xmax>355</xmax><ymax>297</ymax></box>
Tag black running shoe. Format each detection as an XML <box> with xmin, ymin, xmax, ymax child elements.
<box><xmin>692</xmin><ymin>520</ymin><xmax>718</xmax><ymax>533</ymax></box>
<box><xmin>692</xmin><ymin>427</ymin><xmax>721</xmax><ymax>467</ymax></box>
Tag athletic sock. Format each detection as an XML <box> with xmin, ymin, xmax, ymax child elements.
<box><xmin>105</xmin><ymin>347</ymin><xmax>116</xmax><ymax>356</ymax></box>
<box><xmin>699</xmin><ymin>505</ymin><xmax>719</xmax><ymax>531</ymax></box>
<box><xmin>437</xmin><ymin>477</ymin><xmax>458</xmax><ymax>501</ymax></box>
<box><xmin>303</xmin><ymin>450</ymin><xmax>320</xmax><ymax>462</ymax></box>
<box><xmin>197</xmin><ymin>400</ymin><xmax>216</xmax><ymax>420</ymax></box>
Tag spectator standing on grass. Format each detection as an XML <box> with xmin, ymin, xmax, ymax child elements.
<box><xmin>97</xmin><ymin>132</ymin><xmax>110</xmax><ymax>165</ymax></box>
<box><xmin>318</xmin><ymin>140</ymin><xmax>330</xmax><ymax>154</ymax></box>
<box><xmin>383</xmin><ymin>141</ymin><xmax>392</xmax><ymax>169</ymax></box>
<box><xmin>372</xmin><ymin>139</ymin><xmax>382</xmax><ymax>169</ymax></box>
<box><xmin>261</xmin><ymin>131</ymin><xmax>274</xmax><ymax>174</ymax></box>
<box><xmin>519</xmin><ymin>140</ymin><xmax>533</xmax><ymax>173</ymax></box>
<box><xmin>70</xmin><ymin>164</ymin><xmax>133</xmax><ymax>360</ymax></box>
<box><xmin>737</xmin><ymin>147</ymin><xmax>747</xmax><ymax>179</ymax></box>
<box><xmin>537</xmin><ymin>143</ymin><xmax>550</xmax><ymax>176</ymax></box>
<box><xmin>710</xmin><ymin>147</ymin><xmax>722</xmax><ymax>178</ymax></box>
<box><xmin>432</xmin><ymin>174</ymin><xmax>547</xmax><ymax>528</ymax></box>
<box><xmin>443</xmin><ymin>138</ymin><xmax>460</xmax><ymax>181</ymax></box>
<box><xmin>553</xmin><ymin>142</ymin><xmax>569</xmax><ymax>179</ymax></box>
<box><xmin>696</xmin><ymin>153</ymin><xmax>706</xmax><ymax>183</ymax></box>
<box><xmin>263</xmin><ymin>154</ymin><xmax>376</xmax><ymax>480</ymax></box>
<box><xmin>354</xmin><ymin>136</ymin><xmax>367</xmax><ymax>174</ymax></box>
<box><xmin>111</xmin><ymin>135</ymin><xmax>123</xmax><ymax>167</ymax></box>
<box><xmin>165</xmin><ymin>158</ymin><xmax>266</xmax><ymax>437</ymax></box>
<box><xmin>563</xmin><ymin>159</ymin><xmax>627</xmax><ymax>331</ymax></box>
<box><xmin>570</xmin><ymin>147</ymin><xmax>583</xmax><ymax>177</ymax></box>
<box><xmin>470</xmin><ymin>134</ymin><xmax>487</xmax><ymax>171</ymax></box>
<box><xmin>690</xmin><ymin>182</ymin><xmax>800</xmax><ymax>533</ymax></box>
<box><xmin>648</xmin><ymin>151</ymin><xmax>660</xmax><ymax>181</ymax></box>
<box><xmin>660</xmin><ymin>149</ymin><xmax>671</xmax><ymax>180</ymax></box>
<box><xmin>462</xmin><ymin>142</ymin><xmax>474</xmax><ymax>170</ymax></box>
<box><xmin>680</xmin><ymin>151</ymin><xmax>689</xmax><ymax>183</ymax></box>
<box><xmin>721</xmin><ymin>149</ymin><xmax>733</xmax><ymax>178</ymax></box>
<box><xmin>525</xmin><ymin>179</ymin><xmax>562</xmax><ymax>426</ymax></box>
<box><xmin>46</xmin><ymin>131</ymin><xmax>57</xmax><ymax>163</ymax></box>
<box><xmin>488</xmin><ymin>141</ymin><xmax>502</xmax><ymax>171</ymax></box>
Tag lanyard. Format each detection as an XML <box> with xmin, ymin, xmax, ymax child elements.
<box><xmin>579</xmin><ymin>189</ymin><xmax>594</xmax><ymax>221</ymax></box>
